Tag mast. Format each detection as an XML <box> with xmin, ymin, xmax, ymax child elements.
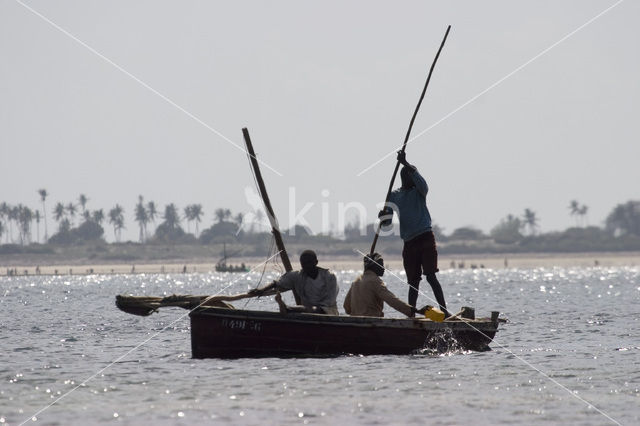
<box><xmin>242</xmin><ymin>128</ymin><xmax>301</xmax><ymax>303</ymax></box>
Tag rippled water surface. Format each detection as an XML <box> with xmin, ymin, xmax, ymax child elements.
<box><xmin>1</xmin><ymin>266</ymin><xmax>639</xmax><ymax>425</ymax></box>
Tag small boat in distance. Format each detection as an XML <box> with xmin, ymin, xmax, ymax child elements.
<box><xmin>215</xmin><ymin>243</ymin><xmax>249</xmax><ymax>273</ymax></box>
<box><xmin>215</xmin><ymin>262</ymin><xmax>249</xmax><ymax>273</ymax></box>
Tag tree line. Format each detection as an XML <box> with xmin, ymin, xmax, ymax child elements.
<box><xmin>1</xmin><ymin>190</ymin><xmax>639</xmax><ymax>251</ymax></box>
<box><xmin>0</xmin><ymin>190</ymin><xmax>251</xmax><ymax>246</ymax></box>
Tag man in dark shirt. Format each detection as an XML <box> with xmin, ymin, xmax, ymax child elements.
<box><xmin>379</xmin><ymin>151</ymin><xmax>449</xmax><ymax>316</ymax></box>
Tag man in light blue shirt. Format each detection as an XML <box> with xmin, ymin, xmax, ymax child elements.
<box><xmin>379</xmin><ymin>151</ymin><xmax>449</xmax><ymax>316</ymax></box>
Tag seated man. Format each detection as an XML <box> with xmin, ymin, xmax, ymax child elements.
<box><xmin>250</xmin><ymin>250</ymin><xmax>339</xmax><ymax>315</ymax></box>
<box><xmin>344</xmin><ymin>253</ymin><xmax>420</xmax><ymax>318</ymax></box>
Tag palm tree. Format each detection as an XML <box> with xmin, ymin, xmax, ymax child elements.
<box><xmin>190</xmin><ymin>204</ymin><xmax>203</xmax><ymax>237</ymax></box>
<box><xmin>522</xmin><ymin>208</ymin><xmax>538</xmax><ymax>235</ymax></box>
<box><xmin>135</xmin><ymin>195</ymin><xmax>149</xmax><ymax>243</ymax></box>
<box><xmin>54</xmin><ymin>202</ymin><xmax>66</xmax><ymax>231</ymax></box>
<box><xmin>184</xmin><ymin>205</ymin><xmax>193</xmax><ymax>233</ymax></box>
<box><xmin>12</xmin><ymin>205</ymin><xmax>22</xmax><ymax>244</ymax></box>
<box><xmin>568</xmin><ymin>200</ymin><xmax>580</xmax><ymax>227</ymax></box>
<box><xmin>66</xmin><ymin>202</ymin><xmax>77</xmax><ymax>226</ymax></box>
<box><xmin>38</xmin><ymin>189</ymin><xmax>49</xmax><ymax>241</ymax></box>
<box><xmin>108</xmin><ymin>205</ymin><xmax>125</xmax><ymax>242</ymax></box>
<box><xmin>8</xmin><ymin>205</ymin><xmax>19</xmax><ymax>243</ymax></box>
<box><xmin>183</xmin><ymin>204</ymin><xmax>204</xmax><ymax>236</ymax></box>
<box><xmin>35</xmin><ymin>210</ymin><xmax>41</xmax><ymax>243</ymax></box>
<box><xmin>162</xmin><ymin>204</ymin><xmax>180</xmax><ymax>229</ymax></box>
<box><xmin>224</xmin><ymin>209</ymin><xmax>232</xmax><ymax>222</ymax></box>
<box><xmin>214</xmin><ymin>208</ymin><xmax>226</xmax><ymax>223</ymax></box>
<box><xmin>235</xmin><ymin>212</ymin><xmax>244</xmax><ymax>226</ymax></box>
<box><xmin>147</xmin><ymin>201</ymin><xmax>157</xmax><ymax>235</ymax></box>
<box><xmin>92</xmin><ymin>209</ymin><xmax>105</xmax><ymax>225</ymax></box>
<box><xmin>78</xmin><ymin>194</ymin><xmax>89</xmax><ymax>213</ymax></box>
<box><xmin>18</xmin><ymin>205</ymin><xmax>33</xmax><ymax>245</ymax></box>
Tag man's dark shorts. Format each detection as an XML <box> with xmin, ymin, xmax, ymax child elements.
<box><xmin>402</xmin><ymin>231</ymin><xmax>439</xmax><ymax>283</ymax></box>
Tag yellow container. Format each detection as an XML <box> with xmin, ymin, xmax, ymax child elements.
<box><xmin>424</xmin><ymin>307</ymin><xmax>445</xmax><ymax>322</ymax></box>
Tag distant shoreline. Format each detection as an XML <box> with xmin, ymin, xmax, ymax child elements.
<box><xmin>2</xmin><ymin>251</ymin><xmax>638</xmax><ymax>276</ymax></box>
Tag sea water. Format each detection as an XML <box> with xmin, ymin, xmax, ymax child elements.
<box><xmin>1</xmin><ymin>266</ymin><xmax>639</xmax><ymax>425</ymax></box>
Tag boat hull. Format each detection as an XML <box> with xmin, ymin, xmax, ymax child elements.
<box><xmin>190</xmin><ymin>307</ymin><xmax>499</xmax><ymax>358</ymax></box>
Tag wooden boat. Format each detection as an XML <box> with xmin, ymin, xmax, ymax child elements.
<box><xmin>186</xmin><ymin>130</ymin><xmax>503</xmax><ymax>358</ymax></box>
<box><xmin>116</xmin><ymin>294</ymin><xmax>501</xmax><ymax>357</ymax></box>
<box><xmin>116</xmin><ymin>129</ymin><xmax>504</xmax><ymax>359</ymax></box>
<box><xmin>190</xmin><ymin>306</ymin><xmax>501</xmax><ymax>358</ymax></box>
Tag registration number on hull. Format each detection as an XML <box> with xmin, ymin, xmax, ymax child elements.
<box><xmin>221</xmin><ymin>318</ymin><xmax>262</xmax><ymax>332</ymax></box>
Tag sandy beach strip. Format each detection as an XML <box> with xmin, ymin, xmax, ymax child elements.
<box><xmin>2</xmin><ymin>252</ymin><xmax>639</xmax><ymax>276</ymax></box>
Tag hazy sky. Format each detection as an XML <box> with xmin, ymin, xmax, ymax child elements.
<box><xmin>2</xmin><ymin>1</ymin><xmax>638</xmax><ymax>242</ymax></box>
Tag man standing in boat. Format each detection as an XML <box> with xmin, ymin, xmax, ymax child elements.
<box><xmin>344</xmin><ymin>253</ymin><xmax>423</xmax><ymax>318</ymax></box>
<box><xmin>249</xmin><ymin>250</ymin><xmax>339</xmax><ymax>315</ymax></box>
<box><xmin>378</xmin><ymin>151</ymin><xmax>449</xmax><ymax>317</ymax></box>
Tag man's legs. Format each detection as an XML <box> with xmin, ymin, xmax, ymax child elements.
<box><xmin>425</xmin><ymin>272</ymin><xmax>449</xmax><ymax>316</ymax></box>
<box><xmin>402</xmin><ymin>241</ymin><xmax>422</xmax><ymax>308</ymax></box>
<box><xmin>419</xmin><ymin>231</ymin><xmax>450</xmax><ymax>316</ymax></box>
<box><xmin>408</xmin><ymin>281</ymin><xmax>420</xmax><ymax>309</ymax></box>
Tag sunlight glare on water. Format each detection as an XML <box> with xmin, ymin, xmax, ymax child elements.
<box><xmin>0</xmin><ymin>267</ymin><xmax>639</xmax><ymax>425</ymax></box>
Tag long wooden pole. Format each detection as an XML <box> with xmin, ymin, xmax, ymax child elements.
<box><xmin>242</xmin><ymin>128</ymin><xmax>292</xmax><ymax>272</ymax></box>
<box><xmin>370</xmin><ymin>25</ymin><xmax>451</xmax><ymax>255</ymax></box>
<box><xmin>242</xmin><ymin>128</ymin><xmax>302</xmax><ymax>304</ymax></box>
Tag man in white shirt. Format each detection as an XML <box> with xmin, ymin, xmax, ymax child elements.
<box><xmin>250</xmin><ymin>250</ymin><xmax>339</xmax><ymax>315</ymax></box>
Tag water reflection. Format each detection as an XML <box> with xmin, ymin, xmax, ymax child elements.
<box><xmin>0</xmin><ymin>267</ymin><xmax>638</xmax><ymax>424</ymax></box>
